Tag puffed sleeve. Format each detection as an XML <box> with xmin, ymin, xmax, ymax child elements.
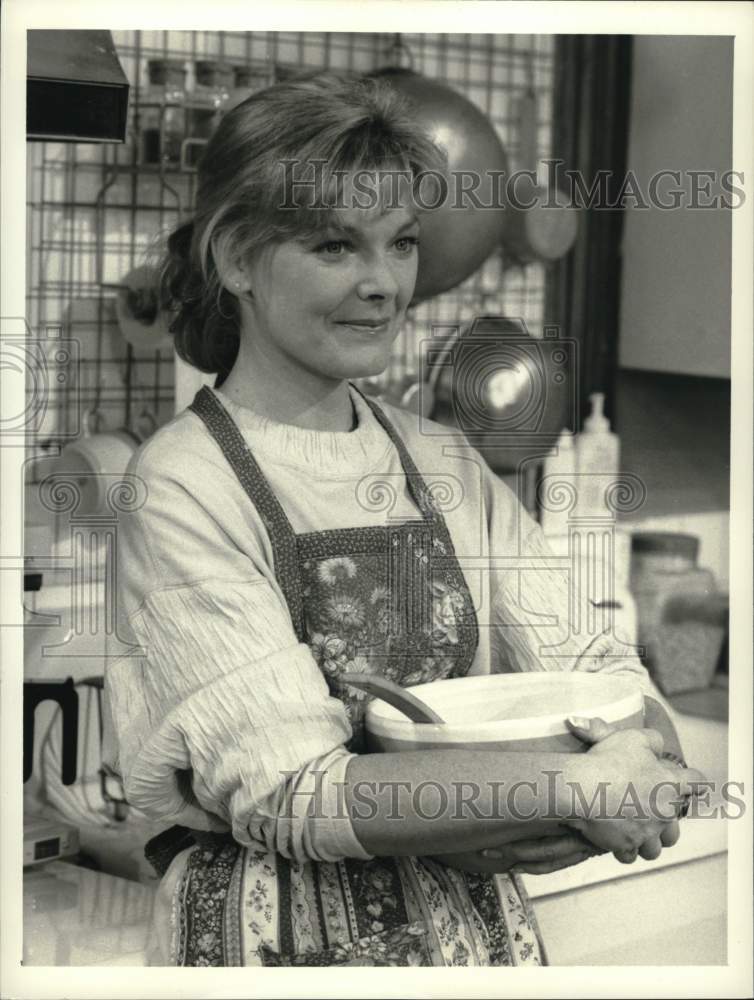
<box><xmin>103</xmin><ymin>436</ymin><xmax>372</xmax><ymax>863</ymax></box>
<box><xmin>480</xmin><ymin>459</ymin><xmax>675</xmax><ymax>714</ymax></box>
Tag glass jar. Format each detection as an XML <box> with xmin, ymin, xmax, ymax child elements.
<box><xmin>629</xmin><ymin>532</ymin><xmax>725</xmax><ymax>694</ymax></box>
<box><xmin>188</xmin><ymin>61</ymin><xmax>233</xmax><ymax>136</ymax></box>
<box><xmin>630</xmin><ymin>531</ymin><xmax>700</xmax><ymax>589</ymax></box>
<box><xmin>140</xmin><ymin>59</ymin><xmax>187</xmax><ymax>168</ymax></box>
<box><xmin>228</xmin><ymin>64</ymin><xmax>272</xmax><ymax>110</ymax></box>
<box><xmin>183</xmin><ymin>61</ymin><xmax>233</xmax><ymax>168</ymax></box>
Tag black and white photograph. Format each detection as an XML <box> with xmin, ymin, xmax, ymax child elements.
<box><xmin>1</xmin><ymin>1</ymin><xmax>752</xmax><ymax>996</ymax></box>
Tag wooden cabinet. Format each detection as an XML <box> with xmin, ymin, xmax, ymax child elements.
<box><xmin>618</xmin><ymin>37</ymin><xmax>733</xmax><ymax>379</ymax></box>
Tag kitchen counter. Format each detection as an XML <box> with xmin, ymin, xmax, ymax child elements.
<box><xmin>23</xmin><ymin>862</ymin><xmax>156</xmax><ymax>966</ymax></box>
<box><xmin>524</xmin><ymin>710</ymin><xmax>730</xmax><ymax>964</ymax></box>
<box><xmin>23</xmin><ymin>713</ymin><xmax>729</xmax><ymax>967</ymax></box>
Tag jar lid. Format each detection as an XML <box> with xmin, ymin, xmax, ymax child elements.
<box><xmin>147</xmin><ymin>59</ymin><xmax>187</xmax><ymax>86</ymax></box>
<box><xmin>631</xmin><ymin>531</ymin><xmax>699</xmax><ymax>561</ymax></box>
<box><xmin>195</xmin><ymin>61</ymin><xmax>234</xmax><ymax>87</ymax></box>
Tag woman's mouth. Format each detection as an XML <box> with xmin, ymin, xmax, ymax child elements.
<box><xmin>334</xmin><ymin>318</ymin><xmax>392</xmax><ymax>334</ymax></box>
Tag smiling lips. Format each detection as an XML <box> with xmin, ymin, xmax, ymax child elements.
<box><xmin>335</xmin><ymin>317</ymin><xmax>392</xmax><ymax>329</ymax></box>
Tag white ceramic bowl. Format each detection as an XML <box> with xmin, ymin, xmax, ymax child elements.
<box><xmin>54</xmin><ymin>430</ymin><xmax>139</xmax><ymax>517</ymax></box>
<box><xmin>365</xmin><ymin>672</ymin><xmax>644</xmax><ymax>755</ymax></box>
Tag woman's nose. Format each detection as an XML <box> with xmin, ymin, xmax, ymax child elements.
<box><xmin>356</xmin><ymin>255</ymin><xmax>401</xmax><ymax>300</ymax></box>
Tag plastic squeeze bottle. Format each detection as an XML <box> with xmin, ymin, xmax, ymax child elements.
<box><xmin>540</xmin><ymin>429</ymin><xmax>577</xmax><ymax>538</ymax></box>
<box><xmin>575</xmin><ymin>392</ymin><xmax>621</xmax><ymax>516</ymax></box>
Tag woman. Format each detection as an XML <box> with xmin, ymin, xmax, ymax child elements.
<box><xmin>103</xmin><ymin>74</ymin><xmax>699</xmax><ymax>967</ymax></box>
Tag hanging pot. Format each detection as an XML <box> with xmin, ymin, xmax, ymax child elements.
<box><xmin>424</xmin><ymin>316</ymin><xmax>571</xmax><ymax>470</ymax></box>
<box><xmin>500</xmin><ymin>86</ymin><xmax>578</xmax><ymax>265</ymax></box>
<box><xmin>53</xmin><ymin>409</ymin><xmax>143</xmax><ymax>516</ymax></box>
<box><xmin>370</xmin><ymin>68</ymin><xmax>510</xmax><ymax>302</ymax></box>
<box><xmin>114</xmin><ymin>265</ymin><xmax>174</xmax><ymax>354</ymax></box>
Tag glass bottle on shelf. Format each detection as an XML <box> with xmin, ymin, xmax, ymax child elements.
<box><xmin>183</xmin><ymin>61</ymin><xmax>233</xmax><ymax>167</ymax></box>
<box><xmin>140</xmin><ymin>59</ymin><xmax>187</xmax><ymax>168</ymax></box>
<box><xmin>228</xmin><ymin>64</ymin><xmax>272</xmax><ymax>110</ymax></box>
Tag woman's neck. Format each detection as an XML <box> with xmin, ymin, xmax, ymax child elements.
<box><xmin>220</xmin><ymin>342</ymin><xmax>357</xmax><ymax>433</ymax></box>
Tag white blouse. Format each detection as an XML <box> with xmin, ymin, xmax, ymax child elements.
<box><xmin>103</xmin><ymin>385</ymin><xmax>668</xmax><ymax>865</ymax></box>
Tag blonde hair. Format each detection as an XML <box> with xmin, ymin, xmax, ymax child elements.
<box><xmin>159</xmin><ymin>72</ymin><xmax>447</xmax><ymax>381</ymax></box>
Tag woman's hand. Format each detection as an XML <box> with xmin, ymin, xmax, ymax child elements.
<box><xmin>430</xmin><ymin>826</ymin><xmax>607</xmax><ymax>876</ymax></box>
<box><xmin>563</xmin><ymin>716</ymin><xmax>701</xmax><ymax>864</ymax></box>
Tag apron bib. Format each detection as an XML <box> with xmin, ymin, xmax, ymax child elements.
<box><xmin>188</xmin><ymin>384</ymin><xmax>478</xmax><ymax>748</ymax></box>
<box><xmin>149</xmin><ymin>385</ymin><xmax>545</xmax><ymax>967</ymax></box>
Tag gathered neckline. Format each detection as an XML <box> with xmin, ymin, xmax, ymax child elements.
<box><xmin>210</xmin><ymin>383</ymin><xmax>392</xmax><ymax>476</ymax></box>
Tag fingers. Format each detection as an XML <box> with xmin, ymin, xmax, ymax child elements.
<box><xmin>641</xmin><ymin>727</ymin><xmax>665</xmax><ymax>755</ymax></box>
<box><xmin>614</xmin><ymin>846</ymin><xmax>639</xmax><ymax>864</ymax></box>
<box><xmin>615</xmin><ymin>822</ymin><xmax>679</xmax><ymax>864</ymax></box>
<box><xmin>491</xmin><ymin>832</ymin><xmax>594</xmax><ymax>864</ymax></box>
<box><xmin>678</xmin><ymin>766</ymin><xmax>707</xmax><ymax>791</ymax></box>
<box><xmin>660</xmin><ymin>820</ymin><xmax>681</xmax><ymax>848</ymax></box>
<box><xmin>511</xmin><ymin>850</ymin><xmax>596</xmax><ymax>876</ymax></box>
<box><xmin>638</xmin><ymin>835</ymin><xmax>663</xmax><ymax>861</ymax></box>
<box><xmin>430</xmin><ymin>851</ymin><xmax>515</xmax><ymax>875</ymax></box>
<box><xmin>661</xmin><ymin>767</ymin><xmax>706</xmax><ymax>817</ymax></box>
<box><xmin>566</xmin><ymin>715</ymin><xmax>615</xmax><ymax>744</ymax></box>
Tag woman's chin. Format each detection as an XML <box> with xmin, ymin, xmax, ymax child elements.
<box><xmin>324</xmin><ymin>348</ymin><xmax>394</xmax><ymax>382</ymax></box>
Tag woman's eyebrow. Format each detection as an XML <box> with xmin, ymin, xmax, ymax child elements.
<box><xmin>324</xmin><ymin>214</ymin><xmax>420</xmax><ymax>239</ymax></box>
<box><xmin>394</xmin><ymin>213</ymin><xmax>419</xmax><ymax>234</ymax></box>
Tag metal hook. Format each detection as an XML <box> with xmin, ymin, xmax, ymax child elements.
<box><xmin>384</xmin><ymin>33</ymin><xmax>414</xmax><ymax>70</ymax></box>
<box><xmin>134</xmin><ymin>407</ymin><xmax>158</xmax><ymax>442</ymax></box>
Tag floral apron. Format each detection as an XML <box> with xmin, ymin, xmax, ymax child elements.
<box><xmin>153</xmin><ymin>384</ymin><xmax>546</xmax><ymax>967</ymax></box>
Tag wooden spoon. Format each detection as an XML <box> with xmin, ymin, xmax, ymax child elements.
<box><xmin>340</xmin><ymin>673</ymin><xmax>445</xmax><ymax>724</ymax></box>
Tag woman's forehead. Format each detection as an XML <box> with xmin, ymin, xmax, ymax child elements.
<box><xmin>327</xmin><ymin>200</ymin><xmax>417</xmax><ymax>234</ymax></box>
<box><xmin>327</xmin><ymin>168</ymin><xmax>418</xmax><ymax>227</ymax></box>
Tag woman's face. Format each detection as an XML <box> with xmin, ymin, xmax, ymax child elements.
<box><xmin>239</xmin><ymin>188</ymin><xmax>419</xmax><ymax>387</ymax></box>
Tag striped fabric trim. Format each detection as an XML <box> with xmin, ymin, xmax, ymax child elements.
<box><xmin>239</xmin><ymin>846</ymin><xmax>279</xmax><ymax>965</ymax></box>
<box><xmin>289</xmin><ymin>861</ymin><xmax>317</xmax><ymax>954</ymax></box>
<box><xmin>315</xmin><ymin>861</ymin><xmax>352</xmax><ymax>950</ymax></box>
<box><xmin>494</xmin><ymin>873</ymin><xmax>544</xmax><ymax>966</ymax></box>
<box><xmin>277</xmin><ymin>854</ymin><xmax>295</xmax><ymax>955</ymax></box>
<box><xmin>223</xmin><ymin>848</ymin><xmax>246</xmax><ymax>966</ymax></box>
<box><xmin>442</xmin><ymin>864</ymin><xmax>492</xmax><ymax>965</ymax></box>
<box><xmin>464</xmin><ymin>872</ymin><xmax>513</xmax><ymax>966</ymax></box>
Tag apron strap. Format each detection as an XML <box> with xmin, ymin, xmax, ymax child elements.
<box><xmin>353</xmin><ymin>386</ymin><xmax>462</xmax><ymax>560</ymax></box>
<box><xmin>189</xmin><ymin>386</ymin><xmax>307</xmax><ymax>642</ymax></box>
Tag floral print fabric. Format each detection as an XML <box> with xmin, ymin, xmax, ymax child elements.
<box><xmin>173</xmin><ymin>841</ymin><xmax>545</xmax><ymax>967</ymax></box>
<box><xmin>300</xmin><ymin>530</ymin><xmax>475</xmax><ymax>750</ymax></box>
<box><xmin>168</xmin><ymin>386</ymin><xmax>546</xmax><ymax>967</ymax></box>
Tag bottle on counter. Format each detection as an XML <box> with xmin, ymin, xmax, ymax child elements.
<box><xmin>575</xmin><ymin>392</ymin><xmax>621</xmax><ymax>516</ymax></box>
<box><xmin>140</xmin><ymin>59</ymin><xmax>187</xmax><ymax>168</ymax></box>
<box><xmin>539</xmin><ymin>428</ymin><xmax>577</xmax><ymax>538</ymax></box>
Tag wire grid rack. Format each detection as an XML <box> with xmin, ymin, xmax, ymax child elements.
<box><xmin>25</xmin><ymin>30</ymin><xmax>556</xmax><ymax>465</ymax></box>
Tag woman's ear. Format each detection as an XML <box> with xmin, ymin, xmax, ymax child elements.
<box><xmin>224</xmin><ymin>266</ymin><xmax>252</xmax><ymax>300</ymax></box>
<box><xmin>211</xmin><ymin>236</ymin><xmax>252</xmax><ymax>299</ymax></box>
<box><xmin>230</xmin><ymin>275</ymin><xmax>253</xmax><ymax>300</ymax></box>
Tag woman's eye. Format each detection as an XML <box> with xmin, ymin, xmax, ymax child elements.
<box><xmin>395</xmin><ymin>236</ymin><xmax>420</xmax><ymax>253</ymax></box>
<box><xmin>317</xmin><ymin>240</ymin><xmax>348</xmax><ymax>255</ymax></box>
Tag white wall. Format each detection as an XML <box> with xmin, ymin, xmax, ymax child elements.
<box><xmin>619</xmin><ymin>36</ymin><xmax>733</xmax><ymax>378</ymax></box>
